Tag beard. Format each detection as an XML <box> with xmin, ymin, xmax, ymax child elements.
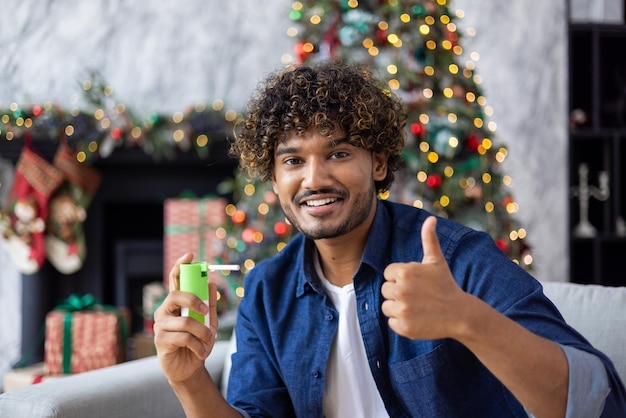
<box><xmin>279</xmin><ymin>183</ymin><xmax>377</xmax><ymax>240</ymax></box>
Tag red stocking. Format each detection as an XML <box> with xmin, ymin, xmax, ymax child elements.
<box><xmin>0</xmin><ymin>141</ymin><xmax>64</xmax><ymax>274</ymax></box>
<box><xmin>46</xmin><ymin>141</ymin><xmax>102</xmax><ymax>274</ymax></box>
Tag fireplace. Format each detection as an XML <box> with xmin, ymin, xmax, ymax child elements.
<box><xmin>5</xmin><ymin>138</ymin><xmax>237</xmax><ymax>363</ymax></box>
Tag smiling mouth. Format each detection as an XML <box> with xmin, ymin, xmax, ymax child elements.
<box><xmin>304</xmin><ymin>197</ymin><xmax>338</xmax><ymax>207</ymax></box>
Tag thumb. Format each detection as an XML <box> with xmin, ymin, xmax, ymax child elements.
<box><xmin>421</xmin><ymin>216</ymin><xmax>444</xmax><ymax>264</ymax></box>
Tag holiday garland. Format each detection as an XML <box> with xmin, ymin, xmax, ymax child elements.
<box><xmin>0</xmin><ymin>72</ymin><xmax>239</xmax><ymax>164</ymax></box>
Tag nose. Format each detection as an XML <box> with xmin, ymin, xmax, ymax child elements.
<box><xmin>301</xmin><ymin>157</ymin><xmax>332</xmax><ymax>190</ymax></box>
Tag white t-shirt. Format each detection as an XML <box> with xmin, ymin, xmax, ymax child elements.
<box><xmin>316</xmin><ymin>256</ymin><xmax>390</xmax><ymax>418</ymax></box>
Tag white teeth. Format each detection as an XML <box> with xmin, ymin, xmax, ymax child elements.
<box><xmin>305</xmin><ymin>198</ymin><xmax>337</xmax><ymax>207</ymax></box>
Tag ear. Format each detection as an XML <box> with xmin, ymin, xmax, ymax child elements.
<box><xmin>372</xmin><ymin>152</ymin><xmax>387</xmax><ymax>182</ymax></box>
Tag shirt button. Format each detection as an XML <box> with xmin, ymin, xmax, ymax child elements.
<box><xmin>312</xmin><ymin>370</ymin><xmax>321</xmax><ymax>379</ymax></box>
<box><xmin>325</xmin><ymin>313</ymin><xmax>333</xmax><ymax>321</ymax></box>
<box><xmin>376</xmin><ymin>361</ymin><xmax>381</xmax><ymax>369</ymax></box>
<box><xmin>363</xmin><ymin>302</ymin><xmax>369</xmax><ymax>311</ymax></box>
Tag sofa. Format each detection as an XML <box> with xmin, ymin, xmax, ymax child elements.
<box><xmin>1</xmin><ymin>280</ymin><xmax>625</xmax><ymax>418</ymax></box>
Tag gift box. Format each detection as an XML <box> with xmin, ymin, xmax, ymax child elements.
<box><xmin>163</xmin><ymin>197</ymin><xmax>227</xmax><ymax>286</ymax></box>
<box><xmin>3</xmin><ymin>363</ymin><xmax>66</xmax><ymax>392</ymax></box>
<box><xmin>141</xmin><ymin>281</ymin><xmax>167</xmax><ymax>334</ymax></box>
<box><xmin>44</xmin><ymin>294</ymin><xmax>129</xmax><ymax>375</ymax></box>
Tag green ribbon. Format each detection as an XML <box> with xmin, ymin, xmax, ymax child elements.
<box><xmin>53</xmin><ymin>294</ymin><xmax>129</xmax><ymax>374</ymax></box>
<box><xmin>55</xmin><ymin>293</ymin><xmax>97</xmax><ymax>312</ymax></box>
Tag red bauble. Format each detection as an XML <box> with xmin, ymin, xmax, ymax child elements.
<box><xmin>110</xmin><ymin>127</ymin><xmax>122</xmax><ymax>139</ymax></box>
<box><xmin>410</xmin><ymin>122</ymin><xmax>423</xmax><ymax>136</ymax></box>
<box><xmin>446</xmin><ymin>31</ymin><xmax>458</xmax><ymax>45</ymax></box>
<box><xmin>426</xmin><ymin>174</ymin><xmax>442</xmax><ymax>188</ymax></box>
<box><xmin>466</xmin><ymin>134</ymin><xmax>480</xmax><ymax>151</ymax></box>
<box><xmin>231</xmin><ymin>210</ymin><xmax>246</xmax><ymax>224</ymax></box>
<box><xmin>375</xmin><ymin>28</ymin><xmax>388</xmax><ymax>45</ymax></box>
<box><xmin>502</xmin><ymin>195</ymin><xmax>515</xmax><ymax>206</ymax></box>
<box><xmin>274</xmin><ymin>221</ymin><xmax>289</xmax><ymax>236</ymax></box>
<box><xmin>293</xmin><ymin>42</ymin><xmax>310</xmax><ymax>64</ymax></box>
<box><xmin>242</xmin><ymin>228</ymin><xmax>255</xmax><ymax>244</ymax></box>
<box><xmin>496</xmin><ymin>238</ymin><xmax>509</xmax><ymax>252</ymax></box>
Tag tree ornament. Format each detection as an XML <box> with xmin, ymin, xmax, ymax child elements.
<box><xmin>375</xmin><ymin>28</ymin><xmax>388</xmax><ymax>45</ymax></box>
<box><xmin>294</xmin><ymin>42</ymin><xmax>310</xmax><ymax>64</ymax></box>
<box><xmin>496</xmin><ymin>238</ymin><xmax>509</xmax><ymax>252</ymax></box>
<box><xmin>410</xmin><ymin>122</ymin><xmax>424</xmax><ymax>136</ymax></box>
<box><xmin>466</xmin><ymin>134</ymin><xmax>480</xmax><ymax>152</ymax></box>
<box><xmin>274</xmin><ymin>221</ymin><xmax>289</xmax><ymax>236</ymax></box>
<box><xmin>338</xmin><ymin>25</ymin><xmax>361</xmax><ymax>47</ymax></box>
<box><xmin>426</xmin><ymin>174</ymin><xmax>443</xmax><ymax>188</ymax></box>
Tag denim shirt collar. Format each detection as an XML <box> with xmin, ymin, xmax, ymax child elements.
<box><xmin>361</xmin><ymin>199</ymin><xmax>392</xmax><ymax>275</ymax></box>
<box><xmin>296</xmin><ymin>200</ymin><xmax>391</xmax><ymax>297</ymax></box>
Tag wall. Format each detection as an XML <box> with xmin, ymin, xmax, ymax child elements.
<box><xmin>454</xmin><ymin>0</ymin><xmax>568</xmax><ymax>280</ymax></box>
<box><xmin>0</xmin><ymin>0</ymin><xmax>568</xmax><ymax>384</ymax></box>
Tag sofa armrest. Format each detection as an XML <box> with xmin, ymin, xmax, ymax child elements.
<box><xmin>540</xmin><ymin>280</ymin><xmax>626</xmax><ymax>384</ymax></box>
<box><xmin>0</xmin><ymin>340</ymin><xmax>230</xmax><ymax>418</ymax></box>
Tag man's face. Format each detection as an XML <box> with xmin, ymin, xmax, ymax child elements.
<box><xmin>272</xmin><ymin>129</ymin><xmax>387</xmax><ymax>241</ymax></box>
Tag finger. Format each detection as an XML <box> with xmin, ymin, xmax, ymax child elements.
<box><xmin>380</xmin><ymin>280</ymin><xmax>395</xmax><ymax>300</ymax></box>
<box><xmin>154</xmin><ymin>304</ymin><xmax>213</xmax><ymax>341</ymax></box>
<box><xmin>175</xmin><ymin>331</ymin><xmax>211</xmax><ymax>360</ymax></box>
<box><xmin>168</xmin><ymin>252</ymin><xmax>194</xmax><ymax>291</ymax></box>
<box><xmin>153</xmin><ymin>291</ymin><xmax>202</xmax><ymax>322</ymax></box>
<box><xmin>421</xmin><ymin>216</ymin><xmax>444</xmax><ymax>264</ymax></box>
<box><xmin>155</xmin><ymin>325</ymin><xmax>211</xmax><ymax>360</ymax></box>
<box><xmin>380</xmin><ymin>299</ymin><xmax>397</xmax><ymax>319</ymax></box>
<box><xmin>153</xmin><ymin>294</ymin><xmax>178</xmax><ymax>320</ymax></box>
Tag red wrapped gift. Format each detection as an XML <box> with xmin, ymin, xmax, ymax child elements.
<box><xmin>44</xmin><ymin>294</ymin><xmax>129</xmax><ymax>375</ymax></box>
<box><xmin>163</xmin><ymin>197</ymin><xmax>226</xmax><ymax>286</ymax></box>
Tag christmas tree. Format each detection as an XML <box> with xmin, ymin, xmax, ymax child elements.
<box><xmin>290</xmin><ymin>0</ymin><xmax>532</xmax><ymax>266</ymax></box>
<box><xmin>219</xmin><ymin>0</ymin><xmax>534</xmax><ymax>302</ymax></box>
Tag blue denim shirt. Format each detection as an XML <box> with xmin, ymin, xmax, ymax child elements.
<box><xmin>227</xmin><ymin>201</ymin><xmax>626</xmax><ymax>417</ymax></box>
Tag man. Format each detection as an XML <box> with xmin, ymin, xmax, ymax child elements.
<box><xmin>154</xmin><ymin>61</ymin><xmax>626</xmax><ymax>417</ymax></box>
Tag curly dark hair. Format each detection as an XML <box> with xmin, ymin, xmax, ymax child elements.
<box><xmin>230</xmin><ymin>60</ymin><xmax>406</xmax><ymax>193</ymax></box>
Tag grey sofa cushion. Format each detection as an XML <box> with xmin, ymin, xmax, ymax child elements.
<box><xmin>541</xmin><ymin>280</ymin><xmax>626</xmax><ymax>384</ymax></box>
<box><xmin>0</xmin><ymin>356</ymin><xmax>184</xmax><ymax>418</ymax></box>
<box><xmin>0</xmin><ymin>340</ymin><xmax>230</xmax><ymax>418</ymax></box>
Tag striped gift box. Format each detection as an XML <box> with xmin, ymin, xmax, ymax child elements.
<box><xmin>163</xmin><ymin>197</ymin><xmax>227</xmax><ymax>287</ymax></box>
<box><xmin>44</xmin><ymin>308</ymin><xmax>128</xmax><ymax>375</ymax></box>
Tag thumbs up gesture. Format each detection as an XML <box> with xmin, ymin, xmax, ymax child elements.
<box><xmin>381</xmin><ymin>216</ymin><xmax>469</xmax><ymax>340</ymax></box>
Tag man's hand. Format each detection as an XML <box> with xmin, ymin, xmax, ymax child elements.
<box><xmin>381</xmin><ymin>216</ymin><xmax>469</xmax><ymax>340</ymax></box>
<box><xmin>382</xmin><ymin>216</ymin><xmax>570</xmax><ymax>417</ymax></box>
<box><xmin>153</xmin><ymin>252</ymin><xmax>218</xmax><ymax>385</ymax></box>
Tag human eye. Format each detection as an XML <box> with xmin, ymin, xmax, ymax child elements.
<box><xmin>282</xmin><ymin>156</ymin><xmax>302</xmax><ymax>166</ymax></box>
<box><xmin>329</xmin><ymin>151</ymin><xmax>349</xmax><ymax>160</ymax></box>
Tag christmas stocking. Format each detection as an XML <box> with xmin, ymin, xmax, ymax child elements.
<box><xmin>0</xmin><ymin>142</ymin><xmax>64</xmax><ymax>274</ymax></box>
<box><xmin>45</xmin><ymin>141</ymin><xmax>102</xmax><ymax>274</ymax></box>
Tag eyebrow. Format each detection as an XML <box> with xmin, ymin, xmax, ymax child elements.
<box><xmin>275</xmin><ymin>137</ymin><xmax>349</xmax><ymax>157</ymax></box>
